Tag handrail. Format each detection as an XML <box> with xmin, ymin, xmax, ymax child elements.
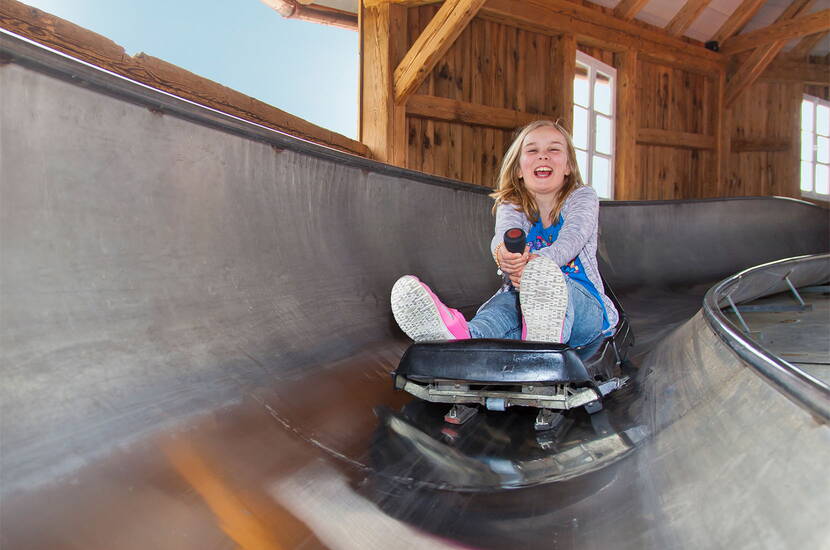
<box><xmin>702</xmin><ymin>253</ymin><xmax>830</xmax><ymax>423</ymax></box>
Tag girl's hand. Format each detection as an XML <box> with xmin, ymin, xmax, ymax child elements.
<box><xmin>499</xmin><ymin>244</ymin><xmax>530</xmax><ymax>275</ymax></box>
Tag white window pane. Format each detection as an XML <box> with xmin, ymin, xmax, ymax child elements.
<box><xmin>594</xmin><ymin>72</ymin><xmax>613</xmax><ymax>115</ymax></box>
<box><xmin>818</xmin><ymin>137</ymin><xmax>829</xmax><ymax>164</ymax></box>
<box><xmin>574</xmin><ymin>65</ymin><xmax>590</xmax><ymax>107</ymax></box>
<box><xmin>802</xmin><ymin>132</ymin><xmax>814</xmax><ymax>161</ymax></box>
<box><xmin>595</xmin><ymin>115</ymin><xmax>613</xmax><ymax>155</ymax></box>
<box><xmin>573</xmin><ymin>106</ymin><xmax>589</xmax><ymax>150</ymax></box>
<box><xmin>592</xmin><ymin>155</ymin><xmax>611</xmax><ymax>198</ymax></box>
<box><xmin>801</xmin><ymin>161</ymin><xmax>813</xmax><ymax>192</ymax></box>
<box><xmin>576</xmin><ymin>149</ymin><xmax>588</xmax><ymax>180</ymax></box>
<box><xmin>816</xmin><ymin>104</ymin><xmax>829</xmax><ymax>136</ymax></box>
<box><xmin>816</xmin><ymin>164</ymin><xmax>829</xmax><ymax>195</ymax></box>
<box><xmin>802</xmin><ymin>100</ymin><xmax>814</xmax><ymax>133</ymax></box>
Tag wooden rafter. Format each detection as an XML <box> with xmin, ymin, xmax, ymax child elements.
<box><xmin>482</xmin><ymin>0</ymin><xmax>723</xmax><ymax>74</ymax></box>
<box><xmin>788</xmin><ymin>31</ymin><xmax>828</xmax><ymax>60</ymax></box>
<box><xmin>724</xmin><ymin>0</ymin><xmax>818</xmax><ymax>107</ymax></box>
<box><xmin>665</xmin><ymin>0</ymin><xmax>713</xmax><ymax>37</ymax></box>
<box><xmin>709</xmin><ymin>0</ymin><xmax>765</xmax><ymax>45</ymax></box>
<box><xmin>613</xmin><ymin>0</ymin><xmax>650</xmax><ymax>21</ymax></box>
<box><xmin>720</xmin><ymin>9</ymin><xmax>830</xmax><ymax>56</ymax></box>
<box><xmin>393</xmin><ymin>0</ymin><xmax>486</xmax><ymax>105</ymax></box>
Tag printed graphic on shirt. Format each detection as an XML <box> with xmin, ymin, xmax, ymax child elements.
<box><xmin>527</xmin><ymin>225</ymin><xmax>579</xmax><ymax>277</ymax></box>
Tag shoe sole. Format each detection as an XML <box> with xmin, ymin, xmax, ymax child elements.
<box><xmin>520</xmin><ymin>259</ymin><xmax>569</xmax><ymax>342</ymax></box>
<box><xmin>391</xmin><ymin>276</ymin><xmax>454</xmax><ymax>341</ymax></box>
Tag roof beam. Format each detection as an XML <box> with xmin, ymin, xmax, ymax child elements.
<box><xmin>762</xmin><ymin>58</ymin><xmax>830</xmax><ymax>85</ymax></box>
<box><xmin>393</xmin><ymin>0</ymin><xmax>486</xmax><ymax>104</ymax></box>
<box><xmin>665</xmin><ymin>0</ymin><xmax>714</xmax><ymax>37</ymax></box>
<box><xmin>724</xmin><ymin>0</ymin><xmax>817</xmax><ymax>107</ymax></box>
<box><xmin>720</xmin><ymin>8</ymin><xmax>830</xmax><ymax>56</ymax></box>
<box><xmin>481</xmin><ymin>0</ymin><xmax>723</xmax><ymax>74</ymax></box>
<box><xmin>613</xmin><ymin>0</ymin><xmax>650</xmax><ymax>21</ymax></box>
<box><xmin>788</xmin><ymin>31</ymin><xmax>829</xmax><ymax>60</ymax></box>
<box><xmin>709</xmin><ymin>0</ymin><xmax>765</xmax><ymax>45</ymax></box>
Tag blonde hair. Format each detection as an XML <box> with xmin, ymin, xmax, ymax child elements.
<box><xmin>490</xmin><ymin>120</ymin><xmax>585</xmax><ymax>225</ymax></box>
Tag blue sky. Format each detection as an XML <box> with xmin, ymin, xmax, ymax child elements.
<box><xmin>25</xmin><ymin>0</ymin><xmax>360</xmax><ymax>138</ymax></box>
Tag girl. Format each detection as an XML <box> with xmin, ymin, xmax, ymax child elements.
<box><xmin>391</xmin><ymin>120</ymin><xmax>618</xmax><ymax>345</ymax></box>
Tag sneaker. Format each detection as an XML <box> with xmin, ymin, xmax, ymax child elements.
<box><xmin>519</xmin><ymin>257</ymin><xmax>569</xmax><ymax>343</ymax></box>
<box><xmin>391</xmin><ymin>276</ymin><xmax>470</xmax><ymax>341</ymax></box>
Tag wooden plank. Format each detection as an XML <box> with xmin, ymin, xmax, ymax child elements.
<box><xmin>552</xmin><ymin>33</ymin><xmax>576</xmax><ymax>130</ymax></box>
<box><xmin>613</xmin><ymin>0</ymin><xmax>651</xmax><ymax>21</ymax></box>
<box><xmin>636</xmin><ymin>128</ymin><xmax>716</xmax><ymax>150</ymax></box>
<box><xmin>360</xmin><ymin>2</ymin><xmax>407</xmax><ymax>163</ymax></box>
<box><xmin>406</xmin><ymin>94</ymin><xmax>544</xmax><ymax>128</ymax></box>
<box><xmin>0</xmin><ymin>0</ymin><xmax>369</xmax><ymax>157</ymax></box>
<box><xmin>480</xmin><ymin>0</ymin><xmax>724</xmax><ymax>75</ymax></box>
<box><xmin>614</xmin><ymin>50</ymin><xmax>639</xmax><ymax>200</ymax></box>
<box><xmin>713</xmin><ymin>70</ymin><xmax>730</xmax><ymax>196</ymax></box>
<box><xmin>731</xmin><ymin>138</ymin><xmax>792</xmax><ymax>153</ymax></box>
<box><xmin>762</xmin><ymin>58</ymin><xmax>830</xmax><ymax>85</ymax></box>
<box><xmin>720</xmin><ymin>9</ymin><xmax>830</xmax><ymax>56</ymax></box>
<box><xmin>709</xmin><ymin>0</ymin><xmax>765</xmax><ymax>45</ymax></box>
<box><xmin>788</xmin><ymin>31</ymin><xmax>829</xmax><ymax>60</ymax></box>
<box><xmin>665</xmin><ymin>0</ymin><xmax>714</xmax><ymax>37</ymax></box>
<box><xmin>393</xmin><ymin>0</ymin><xmax>487</xmax><ymax>104</ymax></box>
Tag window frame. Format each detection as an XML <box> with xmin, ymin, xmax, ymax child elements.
<box><xmin>801</xmin><ymin>93</ymin><xmax>830</xmax><ymax>201</ymax></box>
<box><xmin>573</xmin><ymin>51</ymin><xmax>617</xmax><ymax>200</ymax></box>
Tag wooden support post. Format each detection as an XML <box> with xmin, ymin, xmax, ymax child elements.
<box><xmin>553</xmin><ymin>34</ymin><xmax>576</xmax><ymax>131</ymax></box>
<box><xmin>360</xmin><ymin>2</ymin><xmax>407</xmax><ymax>165</ymax></box>
<box><xmin>614</xmin><ymin>50</ymin><xmax>638</xmax><ymax>200</ymax></box>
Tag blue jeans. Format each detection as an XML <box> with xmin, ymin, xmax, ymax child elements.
<box><xmin>467</xmin><ymin>280</ymin><xmax>605</xmax><ymax>347</ymax></box>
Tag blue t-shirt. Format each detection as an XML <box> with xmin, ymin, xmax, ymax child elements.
<box><xmin>526</xmin><ymin>216</ymin><xmax>610</xmax><ymax>330</ymax></box>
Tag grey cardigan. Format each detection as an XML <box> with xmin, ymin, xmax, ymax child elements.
<box><xmin>489</xmin><ymin>186</ymin><xmax>619</xmax><ymax>331</ymax></box>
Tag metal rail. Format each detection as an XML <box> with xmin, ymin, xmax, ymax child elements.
<box><xmin>702</xmin><ymin>253</ymin><xmax>830</xmax><ymax>423</ymax></box>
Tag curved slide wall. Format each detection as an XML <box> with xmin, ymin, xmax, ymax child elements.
<box><xmin>1</xmin><ymin>33</ymin><xmax>829</xmax><ymax>549</ymax></box>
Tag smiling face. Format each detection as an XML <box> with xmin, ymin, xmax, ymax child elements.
<box><xmin>517</xmin><ymin>126</ymin><xmax>572</xmax><ymax>199</ymax></box>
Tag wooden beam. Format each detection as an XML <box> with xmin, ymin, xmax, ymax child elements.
<box><xmin>725</xmin><ymin>46</ymin><xmax>784</xmax><ymax>107</ymax></box>
<box><xmin>720</xmin><ymin>9</ymin><xmax>830</xmax><ymax>56</ymax></box>
<box><xmin>665</xmin><ymin>0</ymin><xmax>714</xmax><ymax>37</ymax></box>
<box><xmin>724</xmin><ymin>0</ymin><xmax>817</xmax><ymax>107</ymax></box>
<box><xmin>363</xmin><ymin>0</ymin><xmax>436</xmax><ymax>7</ymax></box>
<box><xmin>481</xmin><ymin>0</ymin><xmax>724</xmax><ymax>75</ymax></box>
<box><xmin>0</xmin><ymin>0</ymin><xmax>369</xmax><ymax>157</ymax></box>
<box><xmin>614</xmin><ymin>50</ymin><xmax>639</xmax><ymax>200</ymax></box>
<box><xmin>788</xmin><ymin>31</ymin><xmax>829</xmax><ymax>60</ymax></box>
<box><xmin>406</xmin><ymin>94</ymin><xmax>546</xmax><ymax>129</ymax></box>
<box><xmin>762</xmin><ymin>58</ymin><xmax>830</xmax><ymax>85</ymax></box>
<box><xmin>636</xmin><ymin>128</ymin><xmax>716</xmax><ymax>150</ymax></box>
<box><xmin>360</xmin><ymin>2</ymin><xmax>407</xmax><ymax>163</ymax></box>
<box><xmin>613</xmin><ymin>0</ymin><xmax>650</xmax><ymax>21</ymax></box>
<box><xmin>731</xmin><ymin>138</ymin><xmax>792</xmax><ymax>153</ymax></box>
<box><xmin>709</xmin><ymin>0</ymin><xmax>765</xmax><ymax>45</ymax></box>
<box><xmin>393</xmin><ymin>0</ymin><xmax>486</xmax><ymax>104</ymax></box>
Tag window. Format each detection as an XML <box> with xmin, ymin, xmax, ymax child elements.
<box><xmin>801</xmin><ymin>94</ymin><xmax>830</xmax><ymax>200</ymax></box>
<box><xmin>573</xmin><ymin>52</ymin><xmax>616</xmax><ymax>200</ymax></box>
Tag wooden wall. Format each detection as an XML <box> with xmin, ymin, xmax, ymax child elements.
<box><xmin>360</xmin><ymin>1</ymin><xmax>828</xmax><ymax>203</ymax></box>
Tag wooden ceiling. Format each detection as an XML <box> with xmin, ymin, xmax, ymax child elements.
<box><xmin>284</xmin><ymin>0</ymin><xmax>830</xmax><ymax>59</ymax></box>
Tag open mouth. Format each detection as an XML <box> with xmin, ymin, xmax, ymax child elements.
<box><xmin>534</xmin><ymin>167</ymin><xmax>553</xmax><ymax>178</ymax></box>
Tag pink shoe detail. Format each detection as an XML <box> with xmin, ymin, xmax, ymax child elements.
<box><xmin>391</xmin><ymin>276</ymin><xmax>470</xmax><ymax>341</ymax></box>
